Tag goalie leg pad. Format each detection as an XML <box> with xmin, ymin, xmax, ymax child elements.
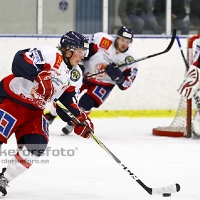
<box><xmin>193</xmin><ymin>111</ymin><xmax>200</xmax><ymax>137</ymax></box>
<box><xmin>193</xmin><ymin>90</ymin><xmax>200</xmax><ymax>137</ymax></box>
<box><xmin>178</xmin><ymin>65</ymin><xmax>200</xmax><ymax>99</ymax></box>
<box><xmin>194</xmin><ymin>89</ymin><xmax>200</xmax><ymax>110</ymax></box>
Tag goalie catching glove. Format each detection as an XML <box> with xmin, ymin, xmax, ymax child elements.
<box><xmin>178</xmin><ymin>65</ymin><xmax>200</xmax><ymax>99</ymax></box>
<box><xmin>35</xmin><ymin>71</ymin><xmax>54</xmax><ymax>101</ymax></box>
<box><xmin>105</xmin><ymin>63</ymin><xmax>125</xmax><ymax>85</ymax></box>
<box><xmin>72</xmin><ymin>112</ymin><xmax>94</xmax><ymax>139</ymax></box>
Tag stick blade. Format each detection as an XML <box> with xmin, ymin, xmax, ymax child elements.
<box><xmin>152</xmin><ymin>183</ymin><xmax>180</xmax><ymax>195</ymax></box>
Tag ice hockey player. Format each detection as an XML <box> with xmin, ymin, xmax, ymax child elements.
<box><xmin>0</xmin><ymin>31</ymin><xmax>94</xmax><ymax>196</ymax></box>
<box><xmin>45</xmin><ymin>26</ymin><xmax>138</xmax><ymax>135</ymax></box>
<box><xmin>178</xmin><ymin>38</ymin><xmax>200</xmax><ymax>136</ymax></box>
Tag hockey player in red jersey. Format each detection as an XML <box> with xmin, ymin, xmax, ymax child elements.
<box><xmin>0</xmin><ymin>31</ymin><xmax>94</xmax><ymax>196</ymax></box>
<box><xmin>45</xmin><ymin>26</ymin><xmax>138</xmax><ymax>135</ymax></box>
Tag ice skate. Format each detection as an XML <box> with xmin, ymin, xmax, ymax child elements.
<box><xmin>0</xmin><ymin>168</ymin><xmax>9</xmax><ymax>196</ymax></box>
<box><xmin>44</xmin><ymin>112</ymin><xmax>56</xmax><ymax>124</ymax></box>
<box><xmin>61</xmin><ymin>124</ymin><xmax>74</xmax><ymax>136</ymax></box>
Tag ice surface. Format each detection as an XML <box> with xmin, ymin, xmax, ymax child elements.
<box><xmin>1</xmin><ymin>117</ymin><xmax>200</xmax><ymax>200</ymax></box>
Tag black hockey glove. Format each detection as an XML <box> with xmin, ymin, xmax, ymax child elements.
<box><xmin>105</xmin><ymin>63</ymin><xmax>125</xmax><ymax>85</ymax></box>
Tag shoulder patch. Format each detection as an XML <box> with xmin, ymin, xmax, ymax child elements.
<box><xmin>99</xmin><ymin>37</ymin><xmax>112</xmax><ymax>50</ymax></box>
<box><xmin>70</xmin><ymin>69</ymin><xmax>81</xmax><ymax>82</ymax></box>
<box><xmin>31</xmin><ymin>48</ymin><xmax>44</xmax><ymax>63</ymax></box>
<box><xmin>125</xmin><ymin>56</ymin><xmax>134</xmax><ymax>65</ymax></box>
<box><xmin>53</xmin><ymin>53</ymin><xmax>63</xmax><ymax>69</ymax></box>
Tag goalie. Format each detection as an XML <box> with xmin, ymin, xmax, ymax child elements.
<box><xmin>178</xmin><ymin>38</ymin><xmax>200</xmax><ymax>136</ymax></box>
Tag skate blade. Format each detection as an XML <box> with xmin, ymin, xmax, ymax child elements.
<box><xmin>60</xmin><ymin>133</ymin><xmax>71</xmax><ymax>136</ymax></box>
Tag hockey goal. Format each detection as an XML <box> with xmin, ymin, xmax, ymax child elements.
<box><xmin>152</xmin><ymin>34</ymin><xmax>200</xmax><ymax>138</ymax></box>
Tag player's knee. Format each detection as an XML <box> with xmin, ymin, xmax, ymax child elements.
<box><xmin>79</xmin><ymin>93</ymin><xmax>96</xmax><ymax>111</ymax></box>
<box><xmin>23</xmin><ymin>134</ymin><xmax>48</xmax><ymax>157</ymax></box>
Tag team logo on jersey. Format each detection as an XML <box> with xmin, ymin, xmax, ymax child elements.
<box><xmin>54</xmin><ymin>53</ymin><xmax>63</xmax><ymax>69</ymax></box>
<box><xmin>70</xmin><ymin>69</ymin><xmax>81</xmax><ymax>82</ymax></box>
<box><xmin>94</xmin><ymin>63</ymin><xmax>107</xmax><ymax>78</ymax></box>
<box><xmin>99</xmin><ymin>37</ymin><xmax>112</xmax><ymax>50</ymax></box>
<box><xmin>125</xmin><ymin>56</ymin><xmax>134</xmax><ymax>65</ymax></box>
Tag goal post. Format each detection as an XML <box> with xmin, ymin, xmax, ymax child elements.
<box><xmin>152</xmin><ymin>34</ymin><xmax>200</xmax><ymax>138</ymax></box>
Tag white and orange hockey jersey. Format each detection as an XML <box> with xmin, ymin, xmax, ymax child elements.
<box><xmin>0</xmin><ymin>46</ymin><xmax>82</xmax><ymax>113</ymax></box>
<box><xmin>84</xmin><ymin>32</ymin><xmax>138</xmax><ymax>90</ymax></box>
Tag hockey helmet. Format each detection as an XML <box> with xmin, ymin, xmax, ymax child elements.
<box><xmin>60</xmin><ymin>31</ymin><xmax>89</xmax><ymax>57</ymax></box>
<box><xmin>117</xmin><ymin>26</ymin><xmax>134</xmax><ymax>40</ymax></box>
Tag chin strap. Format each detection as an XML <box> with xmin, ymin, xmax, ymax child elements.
<box><xmin>63</xmin><ymin>54</ymin><xmax>73</xmax><ymax>70</ymax></box>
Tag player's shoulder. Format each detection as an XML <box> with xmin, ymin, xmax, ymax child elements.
<box><xmin>74</xmin><ymin>65</ymin><xmax>83</xmax><ymax>74</ymax></box>
<box><xmin>31</xmin><ymin>46</ymin><xmax>58</xmax><ymax>53</ymax></box>
<box><xmin>120</xmin><ymin>47</ymin><xmax>139</xmax><ymax>69</ymax></box>
<box><xmin>30</xmin><ymin>46</ymin><xmax>60</xmax><ymax>59</ymax></box>
<box><xmin>125</xmin><ymin>47</ymin><xmax>138</xmax><ymax>60</ymax></box>
<box><xmin>93</xmin><ymin>32</ymin><xmax>114</xmax><ymax>43</ymax></box>
<box><xmin>93</xmin><ymin>32</ymin><xmax>113</xmax><ymax>39</ymax></box>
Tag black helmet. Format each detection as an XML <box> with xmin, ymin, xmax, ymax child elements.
<box><xmin>117</xmin><ymin>26</ymin><xmax>134</xmax><ymax>40</ymax></box>
<box><xmin>60</xmin><ymin>31</ymin><xmax>89</xmax><ymax>57</ymax></box>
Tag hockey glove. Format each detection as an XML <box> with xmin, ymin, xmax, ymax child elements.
<box><xmin>72</xmin><ymin>112</ymin><xmax>94</xmax><ymax>139</ymax></box>
<box><xmin>35</xmin><ymin>71</ymin><xmax>54</xmax><ymax>101</ymax></box>
<box><xmin>178</xmin><ymin>65</ymin><xmax>200</xmax><ymax>99</ymax></box>
<box><xmin>105</xmin><ymin>63</ymin><xmax>125</xmax><ymax>84</ymax></box>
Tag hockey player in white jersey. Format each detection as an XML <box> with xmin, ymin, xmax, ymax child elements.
<box><xmin>0</xmin><ymin>31</ymin><xmax>94</xmax><ymax>196</ymax></box>
<box><xmin>45</xmin><ymin>26</ymin><xmax>138</xmax><ymax>135</ymax></box>
<box><xmin>178</xmin><ymin>37</ymin><xmax>200</xmax><ymax>136</ymax></box>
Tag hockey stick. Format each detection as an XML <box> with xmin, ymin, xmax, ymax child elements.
<box><xmin>54</xmin><ymin>98</ymin><xmax>181</xmax><ymax>196</ymax></box>
<box><xmin>85</xmin><ymin>29</ymin><xmax>177</xmax><ymax>78</ymax></box>
<box><xmin>175</xmin><ymin>36</ymin><xmax>189</xmax><ymax>70</ymax></box>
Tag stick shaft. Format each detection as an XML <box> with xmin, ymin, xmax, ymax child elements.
<box><xmin>176</xmin><ymin>36</ymin><xmax>189</xmax><ymax>70</ymax></box>
<box><xmin>54</xmin><ymin>98</ymin><xmax>180</xmax><ymax>195</ymax></box>
<box><xmin>86</xmin><ymin>29</ymin><xmax>177</xmax><ymax>78</ymax></box>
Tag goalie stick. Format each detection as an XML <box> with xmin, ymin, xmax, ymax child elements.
<box><xmin>85</xmin><ymin>29</ymin><xmax>177</xmax><ymax>78</ymax></box>
<box><xmin>54</xmin><ymin>98</ymin><xmax>181</xmax><ymax>196</ymax></box>
<box><xmin>176</xmin><ymin>36</ymin><xmax>189</xmax><ymax>70</ymax></box>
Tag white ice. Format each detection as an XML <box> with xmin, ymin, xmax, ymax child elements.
<box><xmin>1</xmin><ymin>117</ymin><xmax>200</xmax><ymax>200</ymax></box>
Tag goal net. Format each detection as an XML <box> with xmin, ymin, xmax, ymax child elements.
<box><xmin>152</xmin><ymin>34</ymin><xmax>200</xmax><ymax>138</ymax></box>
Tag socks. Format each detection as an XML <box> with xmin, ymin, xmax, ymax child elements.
<box><xmin>4</xmin><ymin>146</ymin><xmax>38</xmax><ymax>182</ymax></box>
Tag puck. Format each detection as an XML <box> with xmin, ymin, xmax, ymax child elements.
<box><xmin>162</xmin><ymin>193</ymin><xmax>171</xmax><ymax>197</ymax></box>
